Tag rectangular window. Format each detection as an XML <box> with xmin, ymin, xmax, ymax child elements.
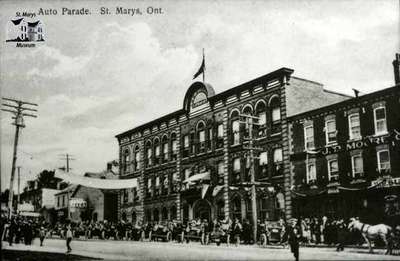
<box><xmin>57</xmin><ymin>197</ymin><xmax>60</xmax><ymax>208</ymax></box>
<box><xmin>217</xmin><ymin>124</ymin><xmax>224</xmax><ymax>137</ymax></box>
<box><xmin>258</xmin><ymin>112</ymin><xmax>267</xmax><ymax>125</ymax></box>
<box><xmin>135</xmin><ymin>152</ymin><xmax>140</xmax><ymax>170</ymax></box>
<box><xmin>304</xmin><ymin>125</ymin><xmax>315</xmax><ymax>150</ymax></box>
<box><xmin>351</xmin><ymin>154</ymin><xmax>364</xmax><ymax>178</ymax></box>
<box><xmin>172</xmin><ymin>139</ymin><xmax>177</xmax><ymax>152</ymax></box>
<box><xmin>259</xmin><ymin>152</ymin><xmax>268</xmax><ymax>166</ymax></box>
<box><xmin>232</xmin><ymin>120</ymin><xmax>240</xmax><ymax>145</ymax></box>
<box><xmin>325</xmin><ymin>119</ymin><xmax>337</xmax><ymax>144</ymax></box>
<box><xmin>208</xmin><ymin>129</ymin><xmax>213</xmax><ymax>140</ymax></box>
<box><xmin>199</xmin><ymin>130</ymin><xmax>205</xmax><ymax>143</ymax></box>
<box><xmin>273</xmin><ymin>148</ymin><xmax>283</xmax><ymax>163</ymax></box>
<box><xmin>374</xmin><ymin>107</ymin><xmax>387</xmax><ymax>135</ymax></box>
<box><xmin>349</xmin><ymin>113</ymin><xmax>361</xmax><ymax>140</ymax></box>
<box><xmin>183</xmin><ymin>135</ymin><xmax>189</xmax><ymax>148</ymax></box>
<box><xmin>163</xmin><ymin>143</ymin><xmax>168</xmax><ymax>159</ymax></box>
<box><xmin>272</xmin><ymin>107</ymin><xmax>281</xmax><ymax>122</ymax></box>
<box><xmin>328</xmin><ymin>159</ymin><xmax>339</xmax><ymax>182</ymax></box>
<box><xmin>306</xmin><ymin>162</ymin><xmax>316</xmax><ymax>183</ymax></box>
<box><xmin>147</xmin><ymin>148</ymin><xmax>152</xmax><ymax>165</ymax></box>
<box><xmin>62</xmin><ymin>195</ymin><xmax>65</xmax><ymax>207</ymax></box>
<box><xmin>377</xmin><ymin>150</ymin><xmax>390</xmax><ymax>172</ymax></box>
<box><xmin>233</xmin><ymin>158</ymin><xmax>241</xmax><ymax>172</ymax></box>
<box><xmin>217</xmin><ymin>162</ymin><xmax>224</xmax><ymax>175</ymax></box>
<box><xmin>155</xmin><ymin>145</ymin><xmax>160</xmax><ymax>157</ymax></box>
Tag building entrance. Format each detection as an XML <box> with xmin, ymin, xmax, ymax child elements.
<box><xmin>193</xmin><ymin>200</ymin><xmax>211</xmax><ymax>221</ymax></box>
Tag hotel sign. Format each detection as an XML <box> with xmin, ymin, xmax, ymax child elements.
<box><xmin>320</xmin><ymin>130</ymin><xmax>400</xmax><ymax>156</ymax></box>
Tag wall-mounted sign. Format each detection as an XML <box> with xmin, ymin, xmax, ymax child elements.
<box><xmin>319</xmin><ymin>130</ymin><xmax>400</xmax><ymax>156</ymax></box>
<box><xmin>371</xmin><ymin>177</ymin><xmax>400</xmax><ymax>189</ymax></box>
<box><xmin>69</xmin><ymin>198</ymin><xmax>87</xmax><ymax>208</ymax></box>
<box><xmin>191</xmin><ymin>90</ymin><xmax>207</xmax><ymax>109</ymax></box>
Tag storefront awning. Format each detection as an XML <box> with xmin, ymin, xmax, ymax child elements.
<box><xmin>19</xmin><ymin>211</ymin><xmax>40</xmax><ymax>217</ymax></box>
<box><xmin>55</xmin><ymin>170</ymin><xmax>138</xmax><ymax>189</ymax></box>
<box><xmin>183</xmin><ymin>172</ymin><xmax>210</xmax><ymax>183</ymax></box>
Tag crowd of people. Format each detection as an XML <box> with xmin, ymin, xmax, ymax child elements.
<box><xmin>2</xmin><ymin>214</ymin><xmax>365</xmax><ymax>250</ymax></box>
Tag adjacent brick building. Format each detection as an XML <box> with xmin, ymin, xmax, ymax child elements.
<box><xmin>115</xmin><ymin>67</ymin><xmax>348</xmax><ymax>224</ymax></box>
<box><xmin>288</xmin><ymin>85</ymin><xmax>400</xmax><ymax>225</ymax></box>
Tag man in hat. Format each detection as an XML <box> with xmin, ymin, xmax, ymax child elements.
<box><xmin>66</xmin><ymin>225</ymin><xmax>73</xmax><ymax>253</ymax></box>
<box><xmin>288</xmin><ymin>219</ymin><xmax>301</xmax><ymax>261</ymax></box>
<box><xmin>39</xmin><ymin>226</ymin><xmax>46</xmax><ymax>246</ymax></box>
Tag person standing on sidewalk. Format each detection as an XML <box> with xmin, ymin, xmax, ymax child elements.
<box><xmin>288</xmin><ymin>220</ymin><xmax>301</xmax><ymax>261</ymax></box>
<box><xmin>39</xmin><ymin>226</ymin><xmax>46</xmax><ymax>246</ymax></box>
<box><xmin>66</xmin><ymin>225</ymin><xmax>73</xmax><ymax>253</ymax></box>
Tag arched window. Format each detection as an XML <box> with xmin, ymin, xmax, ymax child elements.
<box><xmin>255</xmin><ymin>101</ymin><xmax>267</xmax><ymax>126</ymax></box>
<box><xmin>162</xmin><ymin>207</ymin><xmax>168</xmax><ymax>221</ymax></box>
<box><xmin>269</xmin><ymin>96</ymin><xmax>281</xmax><ymax>122</ymax></box>
<box><xmin>242</xmin><ymin>105</ymin><xmax>253</xmax><ymax>137</ymax></box>
<box><xmin>123</xmin><ymin>149</ymin><xmax>130</xmax><ymax>173</ymax></box>
<box><xmin>153</xmin><ymin>209</ymin><xmax>159</xmax><ymax>222</ymax></box>
<box><xmin>197</xmin><ymin>121</ymin><xmax>206</xmax><ymax>153</ymax></box>
<box><xmin>145</xmin><ymin>141</ymin><xmax>152</xmax><ymax>167</ymax></box>
<box><xmin>170</xmin><ymin>206</ymin><xmax>177</xmax><ymax>220</ymax></box>
<box><xmin>134</xmin><ymin>145</ymin><xmax>140</xmax><ymax>171</ymax></box>
<box><xmin>162</xmin><ymin>135</ymin><xmax>169</xmax><ymax>162</ymax></box>
<box><xmin>171</xmin><ymin>133</ymin><xmax>177</xmax><ymax>160</ymax></box>
<box><xmin>132</xmin><ymin>211</ymin><xmax>137</xmax><ymax>224</ymax></box>
<box><xmin>231</xmin><ymin>110</ymin><xmax>240</xmax><ymax>145</ymax></box>
<box><xmin>154</xmin><ymin>138</ymin><xmax>160</xmax><ymax>164</ymax></box>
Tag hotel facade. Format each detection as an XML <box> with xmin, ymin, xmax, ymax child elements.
<box><xmin>115</xmin><ymin>67</ymin><xmax>349</xmax><ymax>224</ymax></box>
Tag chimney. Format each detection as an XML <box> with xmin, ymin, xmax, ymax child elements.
<box><xmin>393</xmin><ymin>53</ymin><xmax>400</xmax><ymax>85</ymax></box>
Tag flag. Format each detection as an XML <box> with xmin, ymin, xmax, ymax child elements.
<box><xmin>193</xmin><ymin>51</ymin><xmax>205</xmax><ymax>80</ymax></box>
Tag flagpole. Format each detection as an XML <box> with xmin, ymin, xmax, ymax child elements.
<box><xmin>202</xmin><ymin>48</ymin><xmax>205</xmax><ymax>83</ymax></box>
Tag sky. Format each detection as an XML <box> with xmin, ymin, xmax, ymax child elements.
<box><xmin>0</xmin><ymin>0</ymin><xmax>399</xmax><ymax>191</ymax></box>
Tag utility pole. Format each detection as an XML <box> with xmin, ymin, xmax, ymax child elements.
<box><xmin>2</xmin><ymin>97</ymin><xmax>38</xmax><ymax>218</ymax></box>
<box><xmin>59</xmin><ymin>153</ymin><xmax>75</xmax><ymax>172</ymax></box>
<box><xmin>17</xmin><ymin>166</ymin><xmax>21</xmax><ymax>207</ymax></box>
<box><xmin>240</xmin><ymin>113</ymin><xmax>263</xmax><ymax>244</ymax></box>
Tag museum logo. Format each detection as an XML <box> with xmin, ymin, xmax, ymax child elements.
<box><xmin>6</xmin><ymin>17</ymin><xmax>45</xmax><ymax>48</ymax></box>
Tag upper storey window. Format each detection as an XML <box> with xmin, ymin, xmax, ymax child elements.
<box><xmin>123</xmin><ymin>149</ymin><xmax>130</xmax><ymax>173</ymax></box>
<box><xmin>134</xmin><ymin>146</ymin><xmax>140</xmax><ymax>171</ymax></box>
<box><xmin>348</xmin><ymin>113</ymin><xmax>361</xmax><ymax>140</ymax></box>
<box><xmin>154</xmin><ymin>139</ymin><xmax>160</xmax><ymax>164</ymax></box>
<box><xmin>304</xmin><ymin>124</ymin><xmax>315</xmax><ymax>150</ymax></box>
<box><xmin>231</xmin><ymin>110</ymin><xmax>240</xmax><ymax>145</ymax></box>
<box><xmin>255</xmin><ymin>101</ymin><xmax>267</xmax><ymax>126</ymax></box>
<box><xmin>325</xmin><ymin>118</ymin><xmax>337</xmax><ymax>144</ymax></box>
<box><xmin>374</xmin><ymin>106</ymin><xmax>387</xmax><ymax>135</ymax></box>
<box><xmin>162</xmin><ymin>136</ymin><xmax>169</xmax><ymax>162</ymax></box>
<box><xmin>171</xmin><ymin>133</ymin><xmax>177</xmax><ymax>160</ymax></box>
<box><xmin>146</xmin><ymin>141</ymin><xmax>152</xmax><ymax>167</ymax></box>
<box><xmin>269</xmin><ymin>97</ymin><xmax>281</xmax><ymax>123</ymax></box>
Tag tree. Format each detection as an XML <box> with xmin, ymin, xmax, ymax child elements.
<box><xmin>0</xmin><ymin>189</ymin><xmax>9</xmax><ymax>202</ymax></box>
<box><xmin>36</xmin><ymin>170</ymin><xmax>61</xmax><ymax>189</ymax></box>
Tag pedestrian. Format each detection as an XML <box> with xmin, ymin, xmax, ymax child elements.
<box><xmin>232</xmin><ymin>218</ymin><xmax>242</xmax><ymax>247</ymax></box>
<box><xmin>288</xmin><ymin>220</ymin><xmax>301</xmax><ymax>261</ymax></box>
<box><xmin>336</xmin><ymin>220</ymin><xmax>346</xmax><ymax>252</ymax></box>
<box><xmin>39</xmin><ymin>226</ymin><xmax>46</xmax><ymax>246</ymax></box>
<box><xmin>66</xmin><ymin>225</ymin><xmax>73</xmax><ymax>253</ymax></box>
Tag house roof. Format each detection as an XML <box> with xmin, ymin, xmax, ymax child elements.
<box><xmin>55</xmin><ymin>184</ymin><xmax>78</xmax><ymax>196</ymax></box>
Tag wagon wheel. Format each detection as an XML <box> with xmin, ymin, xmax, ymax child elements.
<box><xmin>166</xmin><ymin>231</ymin><xmax>172</xmax><ymax>242</ymax></box>
<box><xmin>260</xmin><ymin>234</ymin><xmax>267</xmax><ymax>247</ymax></box>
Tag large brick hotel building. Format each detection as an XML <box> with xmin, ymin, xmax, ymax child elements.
<box><xmin>115</xmin><ymin>67</ymin><xmax>351</xmax><ymax>224</ymax></box>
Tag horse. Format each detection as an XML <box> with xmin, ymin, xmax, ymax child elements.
<box><xmin>348</xmin><ymin>218</ymin><xmax>393</xmax><ymax>255</ymax></box>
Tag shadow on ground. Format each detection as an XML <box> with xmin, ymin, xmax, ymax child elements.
<box><xmin>1</xmin><ymin>249</ymin><xmax>102</xmax><ymax>261</ymax></box>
